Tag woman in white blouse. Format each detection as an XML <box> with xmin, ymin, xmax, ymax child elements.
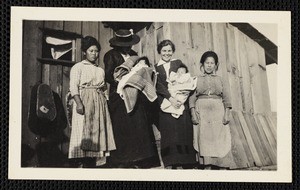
<box><xmin>68</xmin><ymin>36</ymin><xmax>115</xmax><ymax>168</ymax></box>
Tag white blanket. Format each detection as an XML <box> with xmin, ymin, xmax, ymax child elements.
<box><xmin>161</xmin><ymin>72</ymin><xmax>197</xmax><ymax>118</ymax></box>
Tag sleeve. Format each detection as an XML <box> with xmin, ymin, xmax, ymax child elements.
<box><xmin>103</xmin><ymin>82</ymin><xmax>109</xmax><ymax>100</ymax></box>
<box><xmin>113</xmin><ymin>61</ymin><xmax>133</xmax><ymax>82</ymax></box>
<box><xmin>155</xmin><ymin>67</ymin><xmax>171</xmax><ymax>101</ymax></box>
<box><xmin>69</xmin><ymin>64</ymin><xmax>81</xmax><ymax>97</ymax></box>
<box><xmin>189</xmin><ymin>89</ymin><xmax>197</xmax><ymax>109</ymax></box>
<box><xmin>221</xmin><ymin>77</ymin><xmax>232</xmax><ymax>109</ymax></box>
<box><xmin>104</xmin><ymin>51</ymin><xmax>117</xmax><ymax>87</ymax></box>
<box><xmin>99</xmin><ymin>69</ymin><xmax>109</xmax><ymax>100</ymax></box>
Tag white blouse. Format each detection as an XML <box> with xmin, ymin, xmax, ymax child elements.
<box><xmin>69</xmin><ymin>60</ymin><xmax>105</xmax><ymax>96</ymax></box>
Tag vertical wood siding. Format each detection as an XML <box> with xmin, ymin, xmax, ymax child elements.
<box><xmin>22</xmin><ymin>21</ymin><xmax>276</xmax><ymax>169</ymax></box>
<box><xmin>135</xmin><ymin>22</ymin><xmax>276</xmax><ymax>169</ymax></box>
<box><xmin>22</xmin><ymin>21</ymin><xmax>43</xmax><ymax>166</ymax></box>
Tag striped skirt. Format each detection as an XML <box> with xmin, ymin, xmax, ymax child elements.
<box><xmin>68</xmin><ymin>88</ymin><xmax>116</xmax><ymax>160</ymax></box>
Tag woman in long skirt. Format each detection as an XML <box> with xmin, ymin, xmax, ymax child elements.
<box><xmin>155</xmin><ymin>39</ymin><xmax>196</xmax><ymax>169</ymax></box>
<box><xmin>104</xmin><ymin>29</ymin><xmax>160</xmax><ymax>168</ymax></box>
<box><xmin>189</xmin><ymin>51</ymin><xmax>234</xmax><ymax>169</ymax></box>
<box><xmin>68</xmin><ymin>36</ymin><xmax>116</xmax><ymax>167</ymax></box>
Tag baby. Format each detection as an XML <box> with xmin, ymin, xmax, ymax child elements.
<box><xmin>161</xmin><ymin>65</ymin><xmax>197</xmax><ymax>118</ymax></box>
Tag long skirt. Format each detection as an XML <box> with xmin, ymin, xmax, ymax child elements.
<box><xmin>68</xmin><ymin>89</ymin><xmax>116</xmax><ymax>160</ymax></box>
<box><xmin>159</xmin><ymin>102</ymin><xmax>196</xmax><ymax>167</ymax></box>
<box><xmin>194</xmin><ymin>98</ymin><xmax>234</xmax><ymax>168</ymax></box>
<box><xmin>107</xmin><ymin>92</ymin><xmax>160</xmax><ymax>168</ymax></box>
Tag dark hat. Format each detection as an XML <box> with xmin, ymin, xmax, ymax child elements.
<box><xmin>109</xmin><ymin>29</ymin><xmax>140</xmax><ymax>47</ymax></box>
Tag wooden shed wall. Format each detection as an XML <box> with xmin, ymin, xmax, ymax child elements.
<box><xmin>22</xmin><ymin>21</ymin><xmax>276</xmax><ymax>169</ymax></box>
<box><xmin>134</xmin><ymin>22</ymin><xmax>276</xmax><ymax>168</ymax></box>
<box><xmin>134</xmin><ymin>22</ymin><xmax>272</xmax><ymax>114</ymax></box>
<box><xmin>22</xmin><ymin>21</ymin><xmax>113</xmax><ymax>167</ymax></box>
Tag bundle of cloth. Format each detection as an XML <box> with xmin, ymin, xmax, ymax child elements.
<box><xmin>114</xmin><ymin>56</ymin><xmax>158</xmax><ymax>113</ymax></box>
<box><xmin>161</xmin><ymin>71</ymin><xmax>197</xmax><ymax>118</ymax></box>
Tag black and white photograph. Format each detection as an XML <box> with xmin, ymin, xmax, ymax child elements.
<box><xmin>9</xmin><ymin>7</ymin><xmax>291</xmax><ymax>182</ymax></box>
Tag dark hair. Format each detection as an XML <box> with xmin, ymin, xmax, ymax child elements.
<box><xmin>134</xmin><ymin>56</ymin><xmax>151</xmax><ymax>67</ymax></box>
<box><xmin>157</xmin><ymin>39</ymin><xmax>176</xmax><ymax>54</ymax></box>
<box><xmin>200</xmin><ymin>51</ymin><xmax>219</xmax><ymax>71</ymax></box>
<box><xmin>81</xmin><ymin>36</ymin><xmax>101</xmax><ymax>52</ymax></box>
<box><xmin>177</xmin><ymin>63</ymin><xmax>189</xmax><ymax>73</ymax></box>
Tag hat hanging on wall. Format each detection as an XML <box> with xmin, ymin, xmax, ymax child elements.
<box><xmin>109</xmin><ymin>29</ymin><xmax>140</xmax><ymax>47</ymax></box>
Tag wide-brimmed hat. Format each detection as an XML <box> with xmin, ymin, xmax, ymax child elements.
<box><xmin>109</xmin><ymin>29</ymin><xmax>140</xmax><ymax>47</ymax></box>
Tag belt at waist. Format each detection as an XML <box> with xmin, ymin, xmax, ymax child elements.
<box><xmin>197</xmin><ymin>95</ymin><xmax>222</xmax><ymax>100</ymax></box>
<box><xmin>79</xmin><ymin>86</ymin><xmax>107</xmax><ymax>94</ymax></box>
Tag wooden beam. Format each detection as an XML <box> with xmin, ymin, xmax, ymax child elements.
<box><xmin>257</xmin><ymin>44</ymin><xmax>272</xmax><ymax>112</ymax></box>
<box><xmin>226</xmin><ymin>24</ymin><xmax>243</xmax><ymax>111</ymax></box>
<box><xmin>229</xmin><ymin>112</ymin><xmax>251</xmax><ymax>168</ymax></box>
<box><xmin>254</xmin><ymin>114</ymin><xmax>277</xmax><ymax>165</ymax></box>
<box><xmin>168</xmin><ymin>22</ymin><xmax>188</xmax><ymax>65</ymax></box>
<box><xmin>246</xmin><ymin>37</ymin><xmax>265</xmax><ymax>114</ymax></box>
<box><xmin>232</xmin><ymin>111</ymin><xmax>255</xmax><ymax>167</ymax></box>
<box><xmin>22</xmin><ymin>20</ymin><xmax>44</xmax><ymax>166</ymax></box>
<box><xmin>235</xmin><ymin>29</ymin><xmax>254</xmax><ymax>113</ymax></box>
<box><xmin>237</xmin><ymin>111</ymin><xmax>262</xmax><ymax>166</ymax></box>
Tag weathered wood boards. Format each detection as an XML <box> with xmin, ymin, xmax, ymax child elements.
<box><xmin>43</xmin><ymin>21</ymin><xmax>64</xmax><ymax>97</ymax></box>
<box><xmin>22</xmin><ymin>21</ymin><xmax>44</xmax><ymax>166</ymax></box>
<box><xmin>229</xmin><ymin>112</ymin><xmax>250</xmax><ymax>168</ymax></box>
<box><xmin>23</xmin><ymin>21</ymin><xmax>277</xmax><ymax>169</ymax></box>
<box><xmin>225</xmin><ymin>24</ymin><xmax>243</xmax><ymax>111</ymax></box>
<box><xmin>152</xmin><ymin>22</ymin><xmax>276</xmax><ymax>169</ymax></box>
<box><xmin>99</xmin><ymin>22</ymin><xmax>114</xmax><ymax>69</ymax></box>
<box><xmin>231</xmin><ymin>111</ymin><xmax>277</xmax><ymax>168</ymax></box>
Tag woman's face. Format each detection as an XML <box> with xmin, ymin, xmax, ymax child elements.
<box><xmin>160</xmin><ymin>45</ymin><xmax>173</xmax><ymax>62</ymax></box>
<box><xmin>203</xmin><ymin>57</ymin><xmax>216</xmax><ymax>74</ymax></box>
<box><xmin>85</xmin><ymin>45</ymin><xmax>99</xmax><ymax>63</ymax></box>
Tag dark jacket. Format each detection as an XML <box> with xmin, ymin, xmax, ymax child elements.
<box><xmin>155</xmin><ymin>59</ymin><xmax>185</xmax><ymax>105</ymax></box>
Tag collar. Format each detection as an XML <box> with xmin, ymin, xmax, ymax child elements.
<box><xmin>157</xmin><ymin>58</ymin><xmax>177</xmax><ymax>66</ymax></box>
<box><xmin>199</xmin><ymin>72</ymin><xmax>218</xmax><ymax>77</ymax></box>
<box><xmin>82</xmin><ymin>60</ymin><xmax>98</xmax><ymax>67</ymax></box>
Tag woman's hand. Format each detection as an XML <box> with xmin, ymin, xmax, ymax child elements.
<box><xmin>76</xmin><ymin>103</ymin><xmax>85</xmax><ymax>115</ymax></box>
<box><xmin>169</xmin><ymin>97</ymin><xmax>181</xmax><ymax>109</ymax></box>
<box><xmin>73</xmin><ymin>94</ymin><xmax>84</xmax><ymax>115</ymax></box>
<box><xmin>191</xmin><ymin>108</ymin><xmax>199</xmax><ymax>125</ymax></box>
<box><xmin>223</xmin><ymin>108</ymin><xmax>231</xmax><ymax>125</ymax></box>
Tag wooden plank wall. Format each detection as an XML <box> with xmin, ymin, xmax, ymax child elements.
<box><xmin>22</xmin><ymin>21</ymin><xmax>276</xmax><ymax>169</ymax></box>
<box><xmin>22</xmin><ymin>21</ymin><xmax>113</xmax><ymax>166</ymax></box>
<box><xmin>22</xmin><ymin>21</ymin><xmax>43</xmax><ymax>166</ymax></box>
<box><xmin>135</xmin><ymin>22</ymin><xmax>277</xmax><ymax>169</ymax></box>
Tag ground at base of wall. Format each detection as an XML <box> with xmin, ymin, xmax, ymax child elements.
<box><xmin>244</xmin><ymin>165</ymin><xmax>277</xmax><ymax>171</ymax></box>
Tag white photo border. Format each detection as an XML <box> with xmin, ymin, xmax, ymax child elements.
<box><xmin>9</xmin><ymin>7</ymin><xmax>292</xmax><ymax>182</ymax></box>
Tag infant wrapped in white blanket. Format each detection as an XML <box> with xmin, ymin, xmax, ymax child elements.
<box><xmin>161</xmin><ymin>66</ymin><xmax>197</xmax><ymax>118</ymax></box>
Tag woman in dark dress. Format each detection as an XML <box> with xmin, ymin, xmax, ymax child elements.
<box><xmin>104</xmin><ymin>29</ymin><xmax>160</xmax><ymax>168</ymax></box>
<box><xmin>155</xmin><ymin>40</ymin><xmax>196</xmax><ymax>169</ymax></box>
